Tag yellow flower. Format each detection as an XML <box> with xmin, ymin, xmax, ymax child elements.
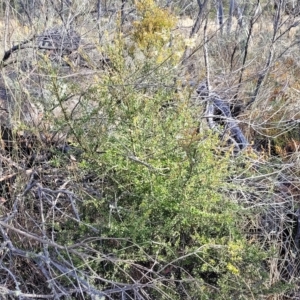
<box><xmin>227</xmin><ymin>263</ymin><xmax>240</xmax><ymax>275</ymax></box>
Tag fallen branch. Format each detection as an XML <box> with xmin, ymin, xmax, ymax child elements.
<box><xmin>1</xmin><ymin>36</ymin><xmax>35</xmax><ymax>63</ymax></box>
<box><xmin>196</xmin><ymin>82</ymin><xmax>248</xmax><ymax>151</ymax></box>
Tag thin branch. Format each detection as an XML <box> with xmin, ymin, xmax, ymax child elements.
<box><xmin>1</xmin><ymin>37</ymin><xmax>35</xmax><ymax>63</ymax></box>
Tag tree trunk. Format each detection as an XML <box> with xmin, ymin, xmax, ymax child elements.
<box><xmin>227</xmin><ymin>0</ymin><xmax>235</xmax><ymax>34</ymax></box>
<box><xmin>216</xmin><ymin>0</ymin><xmax>224</xmax><ymax>35</ymax></box>
<box><xmin>189</xmin><ymin>0</ymin><xmax>209</xmax><ymax>38</ymax></box>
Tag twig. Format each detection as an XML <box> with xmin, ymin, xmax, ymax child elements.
<box><xmin>0</xmin><ymin>220</ymin><xmax>83</xmax><ymax>253</ymax></box>
<box><xmin>0</xmin><ymin>154</ymin><xmax>25</xmax><ymax>171</ymax></box>
<box><xmin>127</xmin><ymin>155</ymin><xmax>169</xmax><ymax>172</ymax></box>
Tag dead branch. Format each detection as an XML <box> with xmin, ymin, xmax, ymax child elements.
<box><xmin>1</xmin><ymin>36</ymin><xmax>35</xmax><ymax>63</ymax></box>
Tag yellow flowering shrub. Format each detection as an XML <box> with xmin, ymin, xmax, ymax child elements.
<box><xmin>133</xmin><ymin>0</ymin><xmax>176</xmax><ymax>50</ymax></box>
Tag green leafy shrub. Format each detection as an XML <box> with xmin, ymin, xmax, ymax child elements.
<box><xmin>61</xmin><ymin>43</ymin><xmax>275</xmax><ymax>298</ymax></box>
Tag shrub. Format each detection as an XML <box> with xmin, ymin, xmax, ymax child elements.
<box><xmin>65</xmin><ymin>45</ymin><xmax>274</xmax><ymax>298</ymax></box>
<box><xmin>133</xmin><ymin>0</ymin><xmax>176</xmax><ymax>51</ymax></box>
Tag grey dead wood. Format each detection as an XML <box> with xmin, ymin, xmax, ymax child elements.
<box><xmin>196</xmin><ymin>81</ymin><xmax>248</xmax><ymax>151</ymax></box>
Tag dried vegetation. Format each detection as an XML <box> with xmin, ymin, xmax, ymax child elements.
<box><xmin>1</xmin><ymin>0</ymin><xmax>300</xmax><ymax>299</ymax></box>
